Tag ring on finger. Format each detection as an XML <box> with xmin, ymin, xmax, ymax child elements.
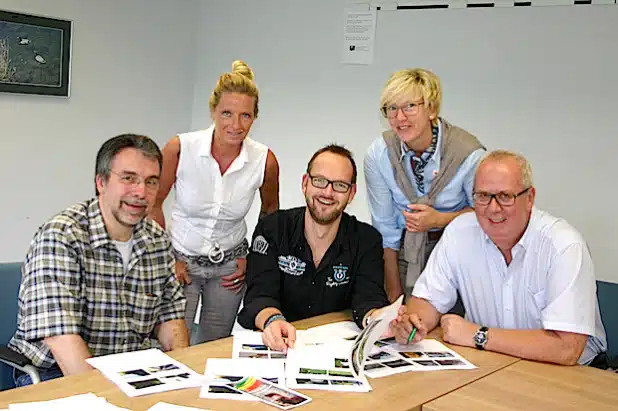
<box><xmin>233</xmin><ymin>278</ymin><xmax>240</xmax><ymax>284</ymax></box>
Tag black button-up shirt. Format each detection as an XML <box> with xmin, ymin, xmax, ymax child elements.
<box><xmin>238</xmin><ymin>207</ymin><xmax>389</xmax><ymax>329</ymax></box>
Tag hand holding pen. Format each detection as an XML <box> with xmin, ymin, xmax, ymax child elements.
<box><xmin>391</xmin><ymin>306</ymin><xmax>427</xmax><ymax>345</ymax></box>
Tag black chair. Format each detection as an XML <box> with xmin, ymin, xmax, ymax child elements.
<box><xmin>597</xmin><ymin>280</ymin><xmax>618</xmax><ymax>369</ymax></box>
<box><xmin>0</xmin><ymin>262</ymin><xmax>40</xmax><ymax>389</ymax></box>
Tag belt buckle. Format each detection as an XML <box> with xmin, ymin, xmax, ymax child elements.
<box><xmin>208</xmin><ymin>243</ymin><xmax>225</xmax><ymax>264</ymax></box>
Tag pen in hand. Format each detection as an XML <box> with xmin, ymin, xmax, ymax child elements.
<box><xmin>407</xmin><ymin>327</ymin><xmax>417</xmax><ymax>345</ymax></box>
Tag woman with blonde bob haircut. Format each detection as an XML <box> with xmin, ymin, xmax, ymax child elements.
<box><xmin>364</xmin><ymin>68</ymin><xmax>486</xmax><ymax>302</ymax></box>
<box><xmin>151</xmin><ymin>60</ymin><xmax>280</xmax><ymax>344</ymax></box>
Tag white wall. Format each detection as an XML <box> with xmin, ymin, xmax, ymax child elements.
<box><xmin>191</xmin><ymin>1</ymin><xmax>618</xmax><ymax>283</ymax></box>
<box><xmin>0</xmin><ymin>0</ymin><xmax>199</xmax><ymax>261</ymax></box>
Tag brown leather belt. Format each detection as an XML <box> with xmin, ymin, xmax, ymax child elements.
<box><xmin>427</xmin><ymin>230</ymin><xmax>443</xmax><ymax>242</ymax></box>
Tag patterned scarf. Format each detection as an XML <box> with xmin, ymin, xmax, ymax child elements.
<box><xmin>409</xmin><ymin>125</ymin><xmax>439</xmax><ymax>194</ymax></box>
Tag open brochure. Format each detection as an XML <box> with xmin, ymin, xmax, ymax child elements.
<box><xmin>285</xmin><ymin>337</ymin><xmax>371</xmax><ymax>392</ymax></box>
<box><xmin>349</xmin><ymin>295</ymin><xmax>403</xmax><ymax>378</ymax></box>
<box><xmin>284</xmin><ymin>296</ymin><xmax>403</xmax><ymax>392</ymax></box>
<box><xmin>200</xmin><ymin>358</ymin><xmax>285</xmax><ymax>401</ymax></box>
<box><xmin>86</xmin><ymin>348</ymin><xmax>204</xmax><ymax>397</ymax></box>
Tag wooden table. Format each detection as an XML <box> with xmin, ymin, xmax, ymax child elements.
<box><xmin>423</xmin><ymin>359</ymin><xmax>618</xmax><ymax>411</ymax></box>
<box><xmin>0</xmin><ymin>312</ymin><xmax>519</xmax><ymax>411</ymax></box>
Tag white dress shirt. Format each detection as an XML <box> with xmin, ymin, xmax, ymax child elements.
<box><xmin>413</xmin><ymin>207</ymin><xmax>607</xmax><ymax>365</ymax></box>
<box><xmin>170</xmin><ymin>125</ymin><xmax>268</xmax><ymax>256</ymax></box>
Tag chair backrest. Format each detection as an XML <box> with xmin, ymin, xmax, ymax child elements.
<box><xmin>0</xmin><ymin>262</ymin><xmax>23</xmax><ymax>390</ymax></box>
<box><xmin>597</xmin><ymin>280</ymin><xmax>618</xmax><ymax>362</ymax></box>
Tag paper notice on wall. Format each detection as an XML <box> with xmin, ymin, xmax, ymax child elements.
<box><xmin>341</xmin><ymin>8</ymin><xmax>377</xmax><ymax>65</ymax></box>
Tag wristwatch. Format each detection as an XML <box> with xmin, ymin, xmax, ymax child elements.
<box><xmin>473</xmin><ymin>326</ymin><xmax>489</xmax><ymax>350</ymax></box>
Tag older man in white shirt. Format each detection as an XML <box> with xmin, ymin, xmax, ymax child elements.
<box><xmin>391</xmin><ymin>150</ymin><xmax>607</xmax><ymax>366</ymax></box>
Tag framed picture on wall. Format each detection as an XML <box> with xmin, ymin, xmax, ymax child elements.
<box><xmin>0</xmin><ymin>9</ymin><xmax>72</xmax><ymax>97</ymax></box>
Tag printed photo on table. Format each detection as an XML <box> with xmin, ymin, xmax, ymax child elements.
<box><xmin>383</xmin><ymin>359</ymin><xmax>411</xmax><ymax>368</ymax></box>
<box><xmin>328</xmin><ymin>370</ymin><xmax>353</xmax><ymax>378</ymax></box>
<box><xmin>369</xmin><ymin>351</ymin><xmax>394</xmax><ymax>361</ymax></box>
<box><xmin>296</xmin><ymin>378</ymin><xmax>329</xmax><ymax>385</ymax></box>
<box><xmin>299</xmin><ymin>368</ymin><xmax>327</xmax><ymax>375</ymax></box>
<box><xmin>425</xmin><ymin>352</ymin><xmax>454</xmax><ymax>358</ymax></box>
<box><xmin>119</xmin><ymin>369</ymin><xmax>149</xmax><ymax>378</ymax></box>
<box><xmin>147</xmin><ymin>364</ymin><xmax>180</xmax><ymax>373</ymax></box>
<box><xmin>334</xmin><ymin>358</ymin><xmax>349</xmax><ymax>368</ymax></box>
<box><xmin>399</xmin><ymin>352</ymin><xmax>423</xmax><ymax>359</ymax></box>
<box><xmin>330</xmin><ymin>380</ymin><xmax>363</xmax><ymax>386</ymax></box>
<box><xmin>242</xmin><ymin>344</ymin><xmax>270</xmax><ymax>351</ymax></box>
<box><xmin>162</xmin><ymin>373</ymin><xmax>191</xmax><ymax>382</ymax></box>
<box><xmin>239</xmin><ymin>352</ymin><xmax>269</xmax><ymax>359</ymax></box>
<box><xmin>414</xmin><ymin>360</ymin><xmax>439</xmax><ymax>367</ymax></box>
<box><xmin>436</xmin><ymin>359</ymin><xmax>466</xmax><ymax>366</ymax></box>
<box><xmin>208</xmin><ymin>385</ymin><xmax>240</xmax><ymax>394</ymax></box>
<box><xmin>128</xmin><ymin>378</ymin><xmax>165</xmax><ymax>390</ymax></box>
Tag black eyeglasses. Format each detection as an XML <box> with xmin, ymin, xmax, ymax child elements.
<box><xmin>308</xmin><ymin>174</ymin><xmax>353</xmax><ymax>193</ymax></box>
<box><xmin>472</xmin><ymin>187</ymin><xmax>531</xmax><ymax>206</ymax></box>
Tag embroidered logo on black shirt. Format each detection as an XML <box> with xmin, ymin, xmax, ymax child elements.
<box><xmin>278</xmin><ymin>255</ymin><xmax>306</xmax><ymax>276</ymax></box>
<box><xmin>326</xmin><ymin>264</ymin><xmax>350</xmax><ymax>288</ymax></box>
<box><xmin>252</xmin><ymin>235</ymin><xmax>269</xmax><ymax>255</ymax></box>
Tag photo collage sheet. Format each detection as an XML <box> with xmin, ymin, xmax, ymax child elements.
<box><xmin>363</xmin><ymin>337</ymin><xmax>477</xmax><ymax>378</ymax></box>
<box><xmin>86</xmin><ymin>348</ymin><xmax>204</xmax><ymax>397</ymax></box>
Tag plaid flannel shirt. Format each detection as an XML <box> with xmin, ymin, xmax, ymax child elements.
<box><xmin>8</xmin><ymin>198</ymin><xmax>186</xmax><ymax>368</ymax></box>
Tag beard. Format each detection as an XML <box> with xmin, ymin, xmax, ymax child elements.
<box><xmin>305</xmin><ymin>194</ymin><xmax>345</xmax><ymax>225</ymax></box>
<box><xmin>112</xmin><ymin>199</ymin><xmax>148</xmax><ymax>227</ymax></box>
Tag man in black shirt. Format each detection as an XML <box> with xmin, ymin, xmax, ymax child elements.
<box><xmin>238</xmin><ymin>145</ymin><xmax>389</xmax><ymax>351</ymax></box>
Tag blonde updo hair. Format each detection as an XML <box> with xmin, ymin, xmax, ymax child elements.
<box><xmin>380</xmin><ymin>68</ymin><xmax>442</xmax><ymax>125</ymax></box>
<box><xmin>209</xmin><ymin>60</ymin><xmax>259</xmax><ymax>118</ymax></box>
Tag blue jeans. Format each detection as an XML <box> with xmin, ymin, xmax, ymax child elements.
<box><xmin>14</xmin><ymin>365</ymin><xmax>63</xmax><ymax>387</ymax></box>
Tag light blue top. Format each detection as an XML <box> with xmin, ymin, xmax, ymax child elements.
<box><xmin>364</xmin><ymin>120</ymin><xmax>485</xmax><ymax>250</ymax></box>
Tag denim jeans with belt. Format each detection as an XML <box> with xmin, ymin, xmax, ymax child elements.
<box><xmin>183</xmin><ymin>259</ymin><xmax>245</xmax><ymax>345</ymax></box>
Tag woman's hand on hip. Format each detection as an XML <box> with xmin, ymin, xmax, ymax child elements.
<box><xmin>221</xmin><ymin>257</ymin><xmax>247</xmax><ymax>292</ymax></box>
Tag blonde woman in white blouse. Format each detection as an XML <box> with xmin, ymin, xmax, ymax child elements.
<box><xmin>151</xmin><ymin>60</ymin><xmax>279</xmax><ymax>344</ymax></box>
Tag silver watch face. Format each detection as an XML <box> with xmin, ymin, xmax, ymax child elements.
<box><xmin>474</xmin><ymin>330</ymin><xmax>487</xmax><ymax>346</ymax></box>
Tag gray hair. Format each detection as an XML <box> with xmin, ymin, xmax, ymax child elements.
<box><xmin>477</xmin><ymin>149</ymin><xmax>533</xmax><ymax>188</ymax></box>
<box><xmin>94</xmin><ymin>133</ymin><xmax>162</xmax><ymax>195</ymax></box>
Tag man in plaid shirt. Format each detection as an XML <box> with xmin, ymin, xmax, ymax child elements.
<box><xmin>8</xmin><ymin>134</ymin><xmax>188</xmax><ymax>386</ymax></box>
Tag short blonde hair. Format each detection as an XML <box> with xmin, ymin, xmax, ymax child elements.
<box><xmin>380</xmin><ymin>68</ymin><xmax>442</xmax><ymax>121</ymax></box>
<box><xmin>479</xmin><ymin>150</ymin><xmax>534</xmax><ymax>188</ymax></box>
<box><xmin>209</xmin><ymin>60</ymin><xmax>259</xmax><ymax>117</ymax></box>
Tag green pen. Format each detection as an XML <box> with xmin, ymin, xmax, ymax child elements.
<box><xmin>407</xmin><ymin>327</ymin><xmax>417</xmax><ymax>344</ymax></box>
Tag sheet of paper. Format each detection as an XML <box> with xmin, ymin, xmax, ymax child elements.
<box><xmin>349</xmin><ymin>295</ymin><xmax>403</xmax><ymax>378</ymax></box>
<box><xmin>8</xmin><ymin>393</ymin><xmax>130</xmax><ymax>411</ymax></box>
<box><xmin>363</xmin><ymin>339</ymin><xmax>477</xmax><ymax>378</ymax></box>
<box><xmin>230</xmin><ymin>376</ymin><xmax>312</xmax><ymax>410</ymax></box>
<box><xmin>232</xmin><ymin>330</ymin><xmax>288</xmax><ymax>360</ymax></box>
<box><xmin>147</xmin><ymin>403</ymin><xmax>212</xmax><ymax>411</ymax></box>
<box><xmin>341</xmin><ymin>8</ymin><xmax>377</xmax><ymax>65</ymax></box>
<box><xmin>286</xmin><ymin>339</ymin><xmax>371</xmax><ymax>392</ymax></box>
<box><xmin>86</xmin><ymin>348</ymin><xmax>204</xmax><ymax>397</ymax></box>
<box><xmin>303</xmin><ymin>321</ymin><xmax>360</xmax><ymax>341</ymax></box>
<box><xmin>200</xmin><ymin>358</ymin><xmax>285</xmax><ymax>401</ymax></box>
